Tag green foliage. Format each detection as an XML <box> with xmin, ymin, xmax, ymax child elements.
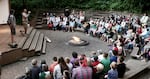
<box><xmin>10</xmin><ymin>0</ymin><xmax>150</xmax><ymax>24</ymax></box>
<box><xmin>10</xmin><ymin>0</ymin><xmax>150</xmax><ymax>13</ymax></box>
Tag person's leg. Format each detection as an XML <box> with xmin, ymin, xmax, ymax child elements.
<box><xmin>24</xmin><ymin>26</ymin><xmax>27</xmax><ymax>34</ymax></box>
<box><xmin>10</xmin><ymin>27</ymin><xmax>16</xmax><ymax>43</ymax></box>
<box><xmin>11</xmin><ymin>35</ymin><xmax>14</xmax><ymax>43</ymax></box>
<box><xmin>71</xmin><ymin>27</ymin><xmax>74</xmax><ymax>32</ymax></box>
<box><xmin>9</xmin><ymin>27</ymin><xmax>17</xmax><ymax>48</ymax></box>
<box><xmin>68</xmin><ymin>26</ymin><xmax>70</xmax><ymax>32</ymax></box>
<box><xmin>23</xmin><ymin>22</ymin><xmax>27</xmax><ymax>34</ymax></box>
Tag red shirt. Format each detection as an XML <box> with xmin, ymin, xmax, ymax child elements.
<box><xmin>137</xmin><ymin>27</ymin><xmax>142</xmax><ymax>34</ymax></box>
<box><xmin>113</xmin><ymin>47</ymin><xmax>118</xmax><ymax>52</ymax></box>
<box><xmin>92</xmin><ymin>61</ymin><xmax>100</xmax><ymax>73</ymax></box>
<box><xmin>49</xmin><ymin>62</ymin><xmax>58</xmax><ymax>73</ymax></box>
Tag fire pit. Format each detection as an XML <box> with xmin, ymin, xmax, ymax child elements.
<box><xmin>68</xmin><ymin>36</ymin><xmax>89</xmax><ymax>46</ymax></box>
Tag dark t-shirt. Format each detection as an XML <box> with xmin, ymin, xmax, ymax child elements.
<box><xmin>64</xmin><ymin>9</ymin><xmax>70</xmax><ymax>17</ymax></box>
<box><xmin>30</xmin><ymin>66</ymin><xmax>41</xmax><ymax>79</ymax></box>
<box><xmin>117</xmin><ymin>63</ymin><xmax>126</xmax><ymax>78</ymax></box>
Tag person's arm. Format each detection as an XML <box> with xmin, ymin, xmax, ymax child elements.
<box><xmin>23</xmin><ymin>12</ymin><xmax>30</xmax><ymax>18</ymax></box>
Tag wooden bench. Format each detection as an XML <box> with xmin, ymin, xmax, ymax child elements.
<box><xmin>18</xmin><ymin>27</ymin><xmax>33</xmax><ymax>48</ymax></box>
<box><xmin>29</xmin><ymin>31</ymin><xmax>40</xmax><ymax>51</ymax></box>
<box><xmin>18</xmin><ymin>37</ymin><xmax>28</xmax><ymax>49</ymax></box>
<box><xmin>22</xmin><ymin>29</ymin><xmax>36</xmax><ymax>50</ymax></box>
<box><xmin>1</xmin><ymin>49</ymin><xmax>23</xmax><ymax>65</ymax></box>
<box><xmin>28</xmin><ymin>31</ymin><xmax>40</xmax><ymax>56</ymax></box>
<box><xmin>42</xmin><ymin>38</ymin><xmax>47</xmax><ymax>54</ymax></box>
<box><xmin>35</xmin><ymin>33</ymin><xmax>44</xmax><ymax>53</ymax></box>
<box><xmin>22</xmin><ymin>29</ymin><xmax>36</xmax><ymax>56</ymax></box>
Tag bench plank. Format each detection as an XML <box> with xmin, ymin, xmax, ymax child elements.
<box><xmin>42</xmin><ymin>38</ymin><xmax>47</xmax><ymax>54</ymax></box>
<box><xmin>18</xmin><ymin>37</ymin><xmax>27</xmax><ymax>48</ymax></box>
<box><xmin>35</xmin><ymin>33</ymin><xmax>44</xmax><ymax>52</ymax></box>
<box><xmin>29</xmin><ymin>31</ymin><xmax>40</xmax><ymax>51</ymax></box>
<box><xmin>22</xmin><ymin>29</ymin><xmax>36</xmax><ymax>50</ymax></box>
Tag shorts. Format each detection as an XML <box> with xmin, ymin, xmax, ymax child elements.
<box><xmin>10</xmin><ymin>26</ymin><xmax>16</xmax><ymax>35</ymax></box>
<box><xmin>22</xmin><ymin>21</ymin><xmax>28</xmax><ymax>28</ymax></box>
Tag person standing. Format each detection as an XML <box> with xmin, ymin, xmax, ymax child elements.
<box><xmin>30</xmin><ymin>59</ymin><xmax>41</xmax><ymax>79</ymax></box>
<box><xmin>7</xmin><ymin>9</ymin><xmax>17</xmax><ymax>48</ymax></box>
<box><xmin>22</xmin><ymin>9</ymin><xmax>31</xmax><ymax>35</ymax></box>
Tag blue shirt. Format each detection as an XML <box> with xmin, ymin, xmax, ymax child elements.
<box><xmin>108</xmin><ymin>69</ymin><xmax>118</xmax><ymax>79</ymax></box>
<box><xmin>110</xmin><ymin>56</ymin><xmax>117</xmax><ymax>63</ymax></box>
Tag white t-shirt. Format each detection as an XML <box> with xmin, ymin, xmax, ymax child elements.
<box><xmin>140</xmin><ymin>15</ymin><xmax>149</xmax><ymax>24</ymax></box>
<box><xmin>67</xmin><ymin>63</ymin><xmax>73</xmax><ymax>72</ymax></box>
<box><xmin>22</xmin><ymin>12</ymin><xmax>29</xmax><ymax>22</ymax></box>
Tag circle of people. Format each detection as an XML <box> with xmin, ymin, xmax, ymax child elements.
<box><xmin>18</xmin><ymin>10</ymin><xmax>150</xmax><ymax>79</ymax></box>
<box><xmin>45</xmin><ymin>11</ymin><xmax>150</xmax><ymax>60</ymax></box>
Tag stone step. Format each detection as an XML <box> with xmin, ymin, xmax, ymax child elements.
<box><xmin>124</xmin><ymin>59</ymin><xmax>150</xmax><ymax>79</ymax></box>
<box><xmin>35</xmin><ymin>25</ymin><xmax>44</xmax><ymax>29</ymax></box>
<box><xmin>37</xmin><ymin>17</ymin><xmax>43</xmax><ymax>19</ymax></box>
<box><xmin>36</xmin><ymin>22</ymin><xmax>43</xmax><ymax>25</ymax></box>
<box><xmin>36</xmin><ymin>19</ymin><xmax>42</xmax><ymax>22</ymax></box>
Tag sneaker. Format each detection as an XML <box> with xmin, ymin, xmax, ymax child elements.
<box><xmin>8</xmin><ymin>43</ymin><xmax>18</xmax><ymax>48</ymax></box>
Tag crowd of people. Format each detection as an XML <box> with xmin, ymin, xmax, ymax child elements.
<box><xmin>44</xmin><ymin>10</ymin><xmax>85</xmax><ymax>32</ymax></box>
<box><xmin>17</xmin><ymin>51</ymin><xmax>126</xmax><ymax>79</ymax></box>
<box><xmin>44</xmin><ymin>9</ymin><xmax>150</xmax><ymax>60</ymax></box>
<box><xmin>16</xmin><ymin>10</ymin><xmax>150</xmax><ymax>79</ymax></box>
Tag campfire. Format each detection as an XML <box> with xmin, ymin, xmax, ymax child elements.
<box><xmin>68</xmin><ymin>36</ymin><xmax>89</xmax><ymax>46</ymax></box>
